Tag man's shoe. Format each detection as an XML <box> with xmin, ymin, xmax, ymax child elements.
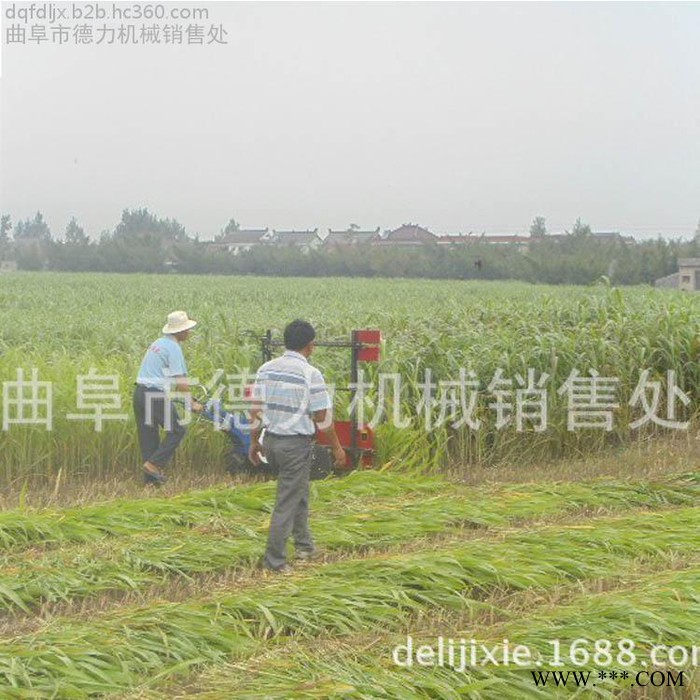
<box><xmin>143</xmin><ymin>463</ymin><xmax>167</xmax><ymax>486</ymax></box>
<box><xmin>294</xmin><ymin>548</ymin><xmax>322</xmax><ymax>562</ymax></box>
<box><xmin>264</xmin><ymin>564</ymin><xmax>294</xmax><ymax>575</ymax></box>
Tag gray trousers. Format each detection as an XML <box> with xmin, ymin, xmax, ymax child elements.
<box><xmin>263</xmin><ymin>434</ymin><xmax>315</xmax><ymax>570</ymax></box>
<box><xmin>132</xmin><ymin>385</ymin><xmax>186</xmax><ymax>469</ymax></box>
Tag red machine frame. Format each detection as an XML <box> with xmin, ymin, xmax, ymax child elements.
<box><xmin>260</xmin><ymin>329</ymin><xmax>382</xmax><ymax>470</ymax></box>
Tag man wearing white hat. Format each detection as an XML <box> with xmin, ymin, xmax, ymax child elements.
<box><xmin>133</xmin><ymin>311</ymin><xmax>203</xmax><ymax>485</ymax></box>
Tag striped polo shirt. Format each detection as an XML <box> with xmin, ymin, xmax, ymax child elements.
<box><xmin>253</xmin><ymin>350</ymin><xmax>332</xmax><ymax>436</ymax></box>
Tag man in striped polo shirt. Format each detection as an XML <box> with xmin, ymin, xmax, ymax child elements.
<box><xmin>249</xmin><ymin>319</ymin><xmax>346</xmax><ymax>572</ymax></box>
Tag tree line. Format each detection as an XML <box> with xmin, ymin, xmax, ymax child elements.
<box><xmin>1</xmin><ymin>208</ymin><xmax>699</xmax><ymax>286</ymax></box>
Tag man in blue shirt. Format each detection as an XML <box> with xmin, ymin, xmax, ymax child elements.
<box><xmin>133</xmin><ymin>311</ymin><xmax>203</xmax><ymax>484</ymax></box>
<box><xmin>249</xmin><ymin>319</ymin><xmax>346</xmax><ymax>572</ymax></box>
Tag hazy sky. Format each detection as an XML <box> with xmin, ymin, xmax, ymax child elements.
<box><xmin>1</xmin><ymin>1</ymin><xmax>699</xmax><ymax>240</ymax></box>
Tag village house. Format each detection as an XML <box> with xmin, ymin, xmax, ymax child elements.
<box><xmin>270</xmin><ymin>229</ymin><xmax>323</xmax><ymax>253</ymax></box>
<box><xmin>373</xmin><ymin>224</ymin><xmax>437</xmax><ymax>246</ymax></box>
<box><xmin>205</xmin><ymin>229</ymin><xmax>271</xmax><ymax>255</ymax></box>
<box><xmin>479</xmin><ymin>234</ymin><xmax>530</xmax><ymax>252</ymax></box>
<box><xmin>323</xmin><ymin>227</ymin><xmax>381</xmax><ymax>249</ymax></box>
<box><xmin>436</xmin><ymin>233</ymin><xmax>530</xmax><ymax>252</ymax></box>
<box><xmin>590</xmin><ymin>231</ymin><xmax>636</xmax><ymax>245</ymax></box>
<box><xmin>435</xmin><ymin>234</ymin><xmax>472</xmax><ymax>246</ymax></box>
<box><xmin>655</xmin><ymin>258</ymin><xmax>700</xmax><ymax>291</ymax></box>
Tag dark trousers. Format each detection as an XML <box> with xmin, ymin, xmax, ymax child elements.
<box><xmin>132</xmin><ymin>385</ymin><xmax>186</xmax><ymax>469</ymax></box>
<box><xmin>263</xmin><ymin>434</ymin><xmax>314</xmax><ymax>570</ymax></box>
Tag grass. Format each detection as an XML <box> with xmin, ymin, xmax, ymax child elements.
<box><xmin>0</xmin><ymin>506</ymin><xmax>697</xmax><ymax>697</ymax></box>
<box><xmin>3</xmin><ymin>274</ymin><xmax>700</xmax><ymax>483</ymax></box>
<box><xmin>1</xmin><ymin>274</ymin><xmax>699</xmax><ymax>698</ymax></box>
<box><xmin>0</xmin><ymin>472</ymin><xmax>696</xmax><ymax>616</ymax></box>
<box><xmin>1</xmin><ymin>468</ymin><xmax>696</xmax><ymax>555</ymax></box>
<box><xmin>160</xmin><ymin>565</ymin><xmax>700</xmax><ymax>699</ymax></box>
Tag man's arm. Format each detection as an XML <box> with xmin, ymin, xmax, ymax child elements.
<box><xmin>248</xmin><ymin>406</ymin><xmax>265</xmax><ymax>465</ymax></box>
<box><xmin>170</xmin><ymin>376</ymin><xmax>204</xmax><ymax>413</ymax></box>
<box><xmin>309</xmin><ymin>367</ymin><xmax>346</xmax><ymax>467</ymax></box>
<box><xmin>167</xmin><ymin>343</ymin><xmax>203</xmax><ymax>412</ymax></box>
<box><xmin>313</xmin><ymin>409</ymin><xmax>347</xmax><ymax>468</ymax></box>
<box><xmin>248</xmin><ymin>372</ymin><xmax>266</xmax><ymax>466</ymax></box>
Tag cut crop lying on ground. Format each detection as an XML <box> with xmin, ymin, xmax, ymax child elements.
<box><xmin>0</xmin><ymin>507</ymin><xmax>697</xmax><ymax>697</ymax></box>
<box><xmin>158</xmin><ymin>565</ymin><xmax>700</xmax><ymax>700</ymax></box>
<box><xmin>0</xmin><ymin>472</ymin><xmax>448</xmax><ymax>552</ymax></box>
<box><xmin>0</xmin><ymin>468</ymin><xmax>696</xmax><ymax>554</ymax></box>
<box><xmin>0</xmin><ymin>474</ymin><xmax>697</xmax><ymax>616</ymax></box>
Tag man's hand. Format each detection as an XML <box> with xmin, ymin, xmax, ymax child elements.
<box><xmin>192</xmin><ymin>400</ymin><xmax>205</xmax><ymax>414</ymax></box>
<box><xmin>249</xmin><ymin>440</ymin><xmax>264</xmax><ymax>466</ymax></box>
<box><xmin>313</xmin><ymin>410</ymin><xmax>347</xmax><ymax>469</ymax></box>
<box><xmin>332</xmin><ymin>445</ymin><xmax>347</xmax><ymax>468</ymax></box>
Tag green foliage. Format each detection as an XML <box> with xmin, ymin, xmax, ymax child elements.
<box><xmin>13</xmin><ymin>211</ymin><xmax>52</xmax><ymax>242</ymax></box>
<box><xmin>1</xmin><ymin>207</ymin><xmax>697</xmax><ymax>282</ymax></box>
<box><xmin>0</xmin><ymin>472</ymin><xmax>694</xmax><ymax>614</ymax></box>
<box><xmin>112</xmin><ymin>208</ymin><xmax>188</xmax><ymax>245</ymax></box>
<box><xmin>570</xmin><ymin>217</ymin><xmax>592</xmax><ymax>238</ymax></box>
<box><xmin>529</xmin><ymin>216</ymin><xmax>546</xmax><ymax>238</ymax></box>
<box><xmin>64</xmin><ymin>217</ymin><xmax>89</xmax><ymax>246</ymax></box>
<box><xmin>2</xmin><ymin>274</ymin><xmax>700</xmax><ymax>482</ymax></box>
<box><xmin>0</xmin><ymin>214</ymin><xmax>11</xmax><ymax>246</ymax></box>
<box><xmin>187</xmin><ymin>566</ymin><xmax>700</xmax><ymax>699</ymax></box>
<box><xmin>218</xmin><ymin>217</ymin><xmax>241</xmax><ymax>239</ymax></box>
<box><xmin>0</xmin><ymin>505</ymin><xmax>697</xmax><ymax>696</ymax></box>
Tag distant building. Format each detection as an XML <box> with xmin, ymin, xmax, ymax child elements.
<box><xmin>592</xmin><ymin>231</ymin><xmax>621</xmax><ymax>241</ymax></box>
<box><xmin>206</xmin><ymin>229</ymin><xmax>271</xmax><ymax>255</ymax></box>
<box><xmin>592</xmin><ymin>231</ymin><xmax>636</xmax><ymax>245</ymax></box>
<box><xmin>436</xmin><ymin>233</ymin><xmax>530</xmax><ymax>252</ymax></box>
<box><xmin>436</xmin><ymin>234</ymin><xmax>473</xmax><ymax>246</ymax></box>
<box><xmin>654</xmin><ymin>272</ymin><xmax>680</xmax><ymax>289</ymax></box>
<box><xmin>480</xmin><ymin>234</ymin><xmax>530</xmax><ymax>251</ymax></box>
<box><xmin>654</xmin><ymin>259</ymin><xmax>700</xmax><ymax>291</ymax></box>
<box><xmin>374</xmin><ymin>224</ymin><xmax>437</xmax><ymax>246</ymax></box>
<box><xmin>270</xmin><ymin>229</ymin><xmax>323</xmax><ymax>253</ymax></box>
<box><xmin>324</xmin><ymin>227</ymin><xmax>381</xmax><ymax>249</ymax></box>
<box><xmin>0</xmin><ymin>260</ymin><xmax>18</xmax><ymax>273</ymax></box>
<box><xmin>532</xmin><ymin>233</ymin><xmax>569</xmax><ymax>243</ymax></box>
<box><xmin>678</xmin><ymin>258</ymin><xmax>700</xmax><ymax>291</ymax></box>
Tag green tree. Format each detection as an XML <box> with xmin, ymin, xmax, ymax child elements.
<box><xmin>0</xmin><ymin>214</ymin><xmax>11</xmax><ymax>245</ymax></box>
<box><xmin>529</xmin><ymin>216</ymin><xmax>547</xmax><ymax>238</ymax></box>
<box><xmin>216</xmin><ymin>218</ymin><xmax>241</xmax><ymax>240</ymax></box>
<box><xmin>113</xmin><ymin>208</ymin><xmax>187</xmax><ymax>243</ymax></box>
<box><xmin>65</xmin><ymin>217</ymin><xmax>89</xmax><ymax>245</ymax></box>
<box><xmin>14</xmin><ymin>211</ymin><xmax>52</xmax><ymax>241</ymax></box>
<box><xmin>571</xmin><ymin>217</ymin><xmax>591</xmax><ymax>238</ymax></box>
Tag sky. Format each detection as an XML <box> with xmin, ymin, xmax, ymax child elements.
<box><xmin>1</xmin><ymin>1</ymin><xmax>699</xmax><ymax>241</ymax></box>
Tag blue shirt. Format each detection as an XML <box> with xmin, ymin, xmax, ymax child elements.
<box><xmin>253</xmin><ymin>350</ymin><xmax>332</xmax><ymax>436</ymax></box>
<box><xmin>136</xmin><ymin>336</ymin><xmax>188</xmax><ymax>391</ymax></box>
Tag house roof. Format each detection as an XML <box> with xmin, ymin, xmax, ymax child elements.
<box><xmin>325</xmin><ymin>228</ymin><xmax>380</xmax><ymax>245</ymax></box>
<box><xmin>272</xmin><ymin>229</ymin><xmax>320</xmax><ymax>245</ymax></box>
<box><xmin>327</xmin><ymin>228</ymin><xmax>380</xmax><ymax>237</ymax></box>
<box><xmin>480</xmin><ymin>234</ymin><xmax>530</xmax><ymax>244</ymax></box>
<box><xmin>436</xmin><ymin>235</ymin><xmax>474</xmax><ymax>244</ymax></box>
<box><xmin>592</xmin><ymin>231</ymin><xmax>621</xmax><ymax>238</ymax></box>
<box><xmin>439</xmin><ymin>234</ymin><xmax>530</xmax><ymax>244</ymax></box>
<box><xmin>591</xmin><ymin>231</ymin><xmax>636</xmax><ymax>244</ymax></box>
<box><xmin>383</xmin><ymin>224</ymin><xmax>436</xmax><ymax>243</ymax></box>
<box><xmin>219</xmin><ymin>229</ymin><xmax>269</xmax><ymax>245</ymax></box>
<box><xmin>678</xmin><ymin>258</ymin><xmax>700</xmax><ymax>267</ymax></box>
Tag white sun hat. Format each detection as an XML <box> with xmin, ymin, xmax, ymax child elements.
<box><xmin>162</xmin><ymin>310</ymin><xmax>198</xmax><ymax>335</ymax></box>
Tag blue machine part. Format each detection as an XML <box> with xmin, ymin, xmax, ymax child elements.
<box><xmin>200</xmin><ymin>398</ymin><xmax>252</xmax><ymax>456</ymax></box>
